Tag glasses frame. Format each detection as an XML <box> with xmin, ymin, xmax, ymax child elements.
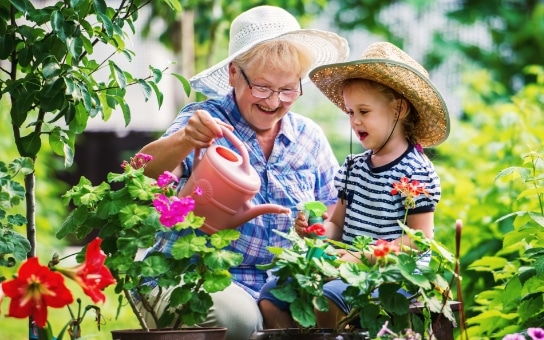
<box><xmin>239</xmin><ymin>69</ymin><xmax>303</xmax><ymax>102</ymax></box>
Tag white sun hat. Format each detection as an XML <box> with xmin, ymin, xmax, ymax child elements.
<box><xmin>189</xmin><ymin>5</ymin><xmax>349</xmax><ymax>98</ymax></box>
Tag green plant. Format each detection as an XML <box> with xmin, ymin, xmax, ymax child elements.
<box><xmin>56</xmin><ymin>154</ymin><xmax>243</xmax><ymax>330</ymax></box>
<box><xmin>0</xmin><ymin>0</ymin><xmax>189</xmax><ymax>334</ymax></box>
<box><xmin>465</xmin><ymin>151</ymin><xmax>544</xmax><ymax>338</ymax></box>
<box><xmin>260</xmin><ymin>179</ymin><xmax>459</xmax><ymax>338</ymax></box>
<box><xmin>0</xmin><ymin>0</ymin><xmax>187</xmax><ymax>265</ymax></box>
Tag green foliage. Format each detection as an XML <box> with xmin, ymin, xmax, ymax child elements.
<box><xmin>260</xmin><ymin>225</ymin><xmax>457</xmax><ymax>338</ymax></box>
<box><xmin>330</xmin><ymin>0</ymin><xmax>544</xmax><ymax>96</ymax></box>
<box><xmin>0</xmin><ymin>0</ymin><xmax>186</xmax><ymax>165</ymax></box>
<box><xmin>464</xmin><ymin>151</ymin><xmax>544</xmax><ymax>338</ymax></box>
<box><xmin>432</xmin><ymin>65</ymin><xmax>544</xmax><ymax>338</ymax></box>
<box><xmin>59</xmin><ymin>164</ymin><xmax>243</xmax><ymax>329</ymax></box>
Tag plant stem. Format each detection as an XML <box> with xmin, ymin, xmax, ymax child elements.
<box><xmin>123</xmin><ymin>288</ymin><xmax>150</xmax><ymax>331</ymax></box>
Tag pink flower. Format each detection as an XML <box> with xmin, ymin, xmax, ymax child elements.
<box><xmin>528</xmin><ymin>328</ymin><xmax>544</xmax><ymax>340</ymax></box>
<box><xmin>153</xmin><ymin>194</ymin><xmax>195</xmax><ymax>228</ymax></box>
<box><xmin>503</xmin><ymin>334</ymin><xmax>526</xmax><ymax>340</ymax></box>
<box><xmin>157</xmin><ymin>171</ymin><xmax>178</xmax><ymax>188</ymax></box>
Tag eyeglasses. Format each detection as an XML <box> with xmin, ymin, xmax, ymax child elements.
<box><xmin>240</xmin><ymin>69</ymin><xmax>302</xmax><ymax>102</ymax></box>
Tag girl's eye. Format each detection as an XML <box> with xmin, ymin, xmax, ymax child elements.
<box><xmin>346</xmin><ymin>110</ymin><xmax>354</xmax><ymax>116</ymax></box>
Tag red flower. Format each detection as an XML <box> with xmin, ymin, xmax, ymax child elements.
<box><xmin>373</xmin><ymin>239</ymin><xmax>399</xmax><ymax>257</ymax></box>
<box><xmin>59</xmin><ymin>237</ymin><xmax>116</xmax><ymax>303</ymax></box>
<box><xmin>1</xmin><ymin>257</ymin><xmax>74</xmax><ymax>328</ymax></box>
<box><xmin>391</xmin><ymin>177</ymin><xmax>430</xmax><ymax>209</ymax></box>
<box><xmin>304</xmin><ymin>223</ymin><xmax>326</xmax><ymax>237</ymax></box>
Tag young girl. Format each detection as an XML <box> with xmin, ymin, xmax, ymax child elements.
<box><xmin>258</xmin><ymin>42</ymin><xmax>450</xmax><ymax>329</ymax></box>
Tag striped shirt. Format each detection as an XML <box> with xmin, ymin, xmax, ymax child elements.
<box><xmin>335</xmin><ymin>145</ymin><xmax>440</xmax><ymax>250</ymax></box>
<box><xmin>146</xmin><ymin>92</ymin><xmax>339</xmax><ymax>299</ymax></box>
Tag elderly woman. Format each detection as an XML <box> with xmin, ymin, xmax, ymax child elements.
<box><xmin>137</xmin><ymin>5</ymin><xmax>349</xmax><ymax>339</ymax></box>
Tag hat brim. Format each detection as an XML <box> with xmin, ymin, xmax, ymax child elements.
<box><xmin>310</xmin><ymin>59</ymin><xmax>450</xmax><ymax>147</ymax></box>
<box><xmin>190</xmin><ymin>29</ymin><xmax>349</xmax><ymax>99</ymax></box>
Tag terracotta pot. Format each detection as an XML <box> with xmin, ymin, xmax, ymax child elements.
<box><xmin>111</xmin><ymin>327</ymin><xmax>227</xmax><ymax>340</ymax></box>
<box><xmin>249</xmin><ymin>328</ymin><xmax>369</xmax><ymax>340</ymax></box>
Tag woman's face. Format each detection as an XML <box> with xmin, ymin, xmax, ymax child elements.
<box><xmin>228</xmin><ymin>64</ymin><xmax>301</xmax><ymax>133</ymax></box>
<box><xmin>343</xmin><ymin>80</ymin><xmax>406</xmax><ymax>154</ymax></box>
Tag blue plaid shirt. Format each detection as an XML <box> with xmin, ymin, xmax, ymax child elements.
<box><xmin>145</xmin><ymin>92</ymin><xmax>339</xmax><ymax>299</ymax></box>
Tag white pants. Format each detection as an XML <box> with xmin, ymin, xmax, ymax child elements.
<box><xmin>138</xmin><ymin>283</ymin><xmax>263</xmax><ymax>340</ymax></box>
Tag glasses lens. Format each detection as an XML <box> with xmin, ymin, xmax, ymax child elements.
<box><xmin>279</xmin><ymin>90</ymin><xmax>300</xmax><ymax>102</ymax></box>
<box><xmin>251</xmin><ymin>86</ymin><xmax>273</xmax><ymax>99</ymax></box>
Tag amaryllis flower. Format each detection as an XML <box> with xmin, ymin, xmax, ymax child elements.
<box><xmin>373</xmin><ymin>239</ymin><xmax>399</xmax><ymax>257</ymax></box>
<box><xmin>304</xmin><ymin>223</ymin><xmax>326</xmax><ymax>237</ymax></box>
<box><xmin>153</xmin><ymin>194</ymin><xmax>196</xmax><ymax>227</ymax></box>
<box><xmin>58</xmin><ymin>237</ymin><xmax>115</xmax><ymax>303</ymax></box>
<box><xmin>1</xmin><ymin>257</ymin><xmax>74</xmax><ymax>328</ymax></box>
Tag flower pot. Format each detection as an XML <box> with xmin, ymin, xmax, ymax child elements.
<box><xmin>111</xmin><ymin>327</ymin><xmax>227</xmax><ymax>340</ymax></box>
<box><xmin>249</xmin><ymin>328</ymin><xmax>369</xmax><ymax>340</ymax></box>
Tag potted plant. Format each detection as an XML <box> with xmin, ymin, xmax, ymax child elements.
<box><xmin>256</xmin><ymin>178</ymin><xmax>460</xmax><ymax>339</ymax></box>
<box><xmin>55</xmin><ymin>153</ymin><xmax>243</xmax><ymax>339</ymax></box>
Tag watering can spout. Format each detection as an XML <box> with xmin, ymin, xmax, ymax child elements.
<box><xmin>230</xmin><ymin>203</ymin><xmax>292</xmax><ymax>229</ymax></box>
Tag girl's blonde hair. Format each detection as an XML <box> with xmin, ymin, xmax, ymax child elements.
<box><xmin>343</xmin><ymin>78</ymin><xmax>420</xmax><ymax>145</ymax></box>
<box><xmin>232</xmin><ymin>39</ymin><xmax>315</xmax><ymax>78</ymax></box>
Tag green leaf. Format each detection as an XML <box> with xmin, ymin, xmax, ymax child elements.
<box><xmin>49</xmin><ymin>127</ymin><xmax>65</xmax><ymax>157</ymax></box>
<box><xmin>67</xmin><ymin>35</ymin><xmax>83</xmax><ymax>60</ymax></box>
<box><xmin>290</xmin><ymin>298</ymin><xmax>316</xmax><ymax>328</ymax></box>
<box><xmin>17</xmin><ymin>132</ymin><xmax>41</xmax><ymax>158</ymax></box>
<box><xmin>141</xmin><ymin>254</ymin><xmax>169</xmax><ymax>277</ymax></box>
<box><xmin>210</xmin><ymin>229</ymin><xmax>240</xmax><ymax>248</ymax></box>
<box><xmin>202</xmin><ymin>270</ymin><xmax>232</xmax><ymax>293</ymax></box>
<box><xmin>8</xmin><ymin>157</ymin><xmax>34</xmax><ymax>175</ymax></box>
<box><xmin>150</xmin><ymin>66</ymin><xmax>162</xmax><ymax>83</ymax></box>
<box><xmin>171</xmin><ymin>73</ymin><xmax>191</xmax><ymax>97</ymax></box>
<box><xmin>97</xmin><ymin>12</ymin><xmax>113</xmax><ymax>37</ymax></box>
<box><xmin>148</xmin><ymin>81</ymin><xmax>163</xmax><ymax>108</ymax></box>
<box><xmin>468</xmin><ymin>256</ymin><xmax>508</xmax><ymax>271</ymax></box>
<box><xmin>171</xmin><ymin>233</ymin><xmax>208</xmax><ymax>259</ymax></box>
<box><xmin>109</xmin><ymin>61</ymin><xmax>126</xmax><ymax>89</ymax></box>
<box><xmin>203</xmin><ymin>250</ymin><xmax>243</xmax><ymax>271</ymax></box>
<box><xmin>51</xmin><ymin>10</ymin><xmax>66</xmax><ymax>41</ymax></box>
<box><xmin>92</xmin><ymin>0</ymin><xmax>107</xmax><ymax>15</ymax></box>
<box><xmin>137</xmin><ymin>79</ymin><xmax>152</xmax><ymax>102</ymax></box>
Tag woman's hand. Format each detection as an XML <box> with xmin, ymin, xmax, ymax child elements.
<box><xmin>183</xmin><ymin>109</ymin><xmax>234</xmax><ymax>149</ymax></box>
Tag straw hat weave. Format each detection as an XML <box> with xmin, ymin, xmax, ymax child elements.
<box><xmin>190</xmin><ymin>6</ymin><xmax>349</xmax><ymax>99</ymax></box>
<box><xmin>310</xmin><ymin>42</ymin><xmax>450</xmax><ymax>147</ymax></box>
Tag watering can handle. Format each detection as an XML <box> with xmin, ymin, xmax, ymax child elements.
<box><xmin>192</xmin><ymin>126</ymin><xmax>252</xmax><ymax>175</ymax></box>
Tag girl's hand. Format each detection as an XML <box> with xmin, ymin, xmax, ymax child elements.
<box><xmin>294</xmin><ymin>211</ymin><xmax>310</xmax><ymax>237</ymax></box>
<box><xmin>337</xmin><ymin>249</ymin><xmax>361</xmax><ymax>263</ymax></box>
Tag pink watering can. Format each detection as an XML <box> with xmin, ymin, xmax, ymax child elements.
<box><xmin>178</xmin><ymin>126</ymin><xmax>291</xmax><ymax>234</ymax></box>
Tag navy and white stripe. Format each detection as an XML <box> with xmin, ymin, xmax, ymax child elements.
<box><xmin>335</xmin><ymin>145</ymin><xmax>440</xmax><ymax>247</ymax></box>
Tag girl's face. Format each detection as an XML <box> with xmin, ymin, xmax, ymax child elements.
<box><xmin>228</xmin><ymin>64</ymin><xmax>301</xmax><ymax>133</ymax></box>
<box><xmin>343</xmin><ymin>80</ymin><xmax>407</xmax><ymax>155</ymax></box>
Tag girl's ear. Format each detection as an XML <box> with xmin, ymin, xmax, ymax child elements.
<box><xmin>397</xmin><ymin>98</ymin><xmax>409</xmax><ymax>120</ymax></box>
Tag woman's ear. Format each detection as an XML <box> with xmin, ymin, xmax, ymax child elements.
<box><xmin>228</xmin><ymin>62</ymin><xmax>237</xmax><ymax>86</ymax></box>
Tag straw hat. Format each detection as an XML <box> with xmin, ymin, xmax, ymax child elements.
<box><xmin>309</xmin><ymin>42</ymin><xmax>450</xmax><ymax>147</ymax></box>
<box><xmin>189</xmin><ymin>5</ymin><xmax>349</xmax><ymax>99</ymax></box>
